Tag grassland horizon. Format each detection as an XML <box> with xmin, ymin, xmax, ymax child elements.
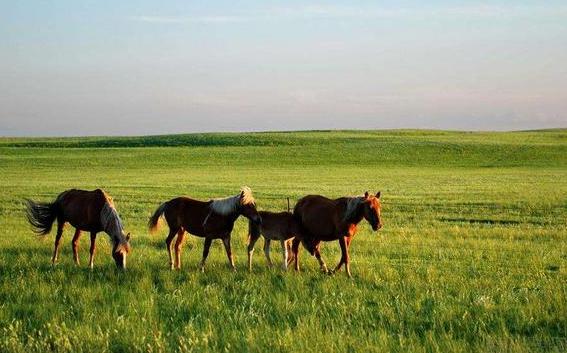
<box><xmin>2</xmin><ymin>127</ymin><xmax>567</xmax><ymax>142</ymax></box>
<box><xmin>0</xmin><ymin>129</ymin><xmax>565</xmax><ymax>352</ymax></box>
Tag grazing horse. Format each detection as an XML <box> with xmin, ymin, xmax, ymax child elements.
<box><xmin>292</xmin><ymin>191</ymin><xmax>383</xmax><ymax>277</ymax></box>
<box><xmin>247</xmin><ymin>210</ymin><xmax>299</xmax><ymax>271</ymax></box>
<box><xmin>25</xmin><ymin>189</ymin><xmax>131</xmax><ymax>269</ymax></box>
<box><xmin>148</xmin><ymin>187</ymin><xmax>261</xmax><ymax>271</ymax></box>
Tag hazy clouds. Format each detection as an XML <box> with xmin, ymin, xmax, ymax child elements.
<box><xmin>1</xmin><ymin>1</ymin><xmax>566</xmax><ymax>136</ymax></box>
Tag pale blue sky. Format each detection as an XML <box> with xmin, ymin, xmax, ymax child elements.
<box><xmin>1</xmin><ymin>1</ymin><xmax>566</xmax><ymax>136</ymax></box>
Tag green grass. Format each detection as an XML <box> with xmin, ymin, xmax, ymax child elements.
<box><xmin>0</xmin><ymin>129</ymin><xmax>565</xmax><ymax>352</ymax></box>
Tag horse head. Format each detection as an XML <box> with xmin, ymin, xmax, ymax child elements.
<box><xmin>112</xmin><ymin>232</ymin><xmax>131</xmax><ymax>269</ymax></box>
<box><xmin>362</xmin><ymin>191</ymin><xmax>383</xmax><ymax>231</ymax></box>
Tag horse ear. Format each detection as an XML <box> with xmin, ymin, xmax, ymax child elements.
<box><xmin>376</xmin><ymin>191</ymin><xmax>381</xmax><ymax>199</ymax></box>
<box><xmin>364</xmin><ymin>191</ymin><xmax>369</xmax><ymax>198</ymax></box>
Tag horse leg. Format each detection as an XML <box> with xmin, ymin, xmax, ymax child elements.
<box><xmin>200</xmin><ymin>238</ymin><xmax>213</xmax><ymax>272</ymax></box>
<box><xmin>71</xmin><ymin>228</ymin><xmax>82</xmax><ymax>266</ymax></box>
<box><xmin>51</xmin><ymin>220</ymin><xmax>64</xmax><ymax>264</ymax></box>
<box><xmin>88</xmin><ymin>232</ymin><xmax>97</xmax><ymax>269</ymax></box>
<box><xmin>174</xmin><ymin>229</ymin><xmax>186</xmax><ymax>270</ymax></box>
<box><xmin>263</xmin><ymin>239</ymin><xmax>273</xmax><ymax>268</ymax></box>
<box><xmin>313</xmin><ymin>242</ymin><xmax>328</xmax><ymax>273</ymax></box>
<box><xmin>338</xmin><ymin>236</ymin><xmax>351</xmax><ymax>278</ymax></box>
<box><xmin>334</xmin><ymin>236</ymin><xmax>352</xmax><ymax>274</ymax></box>
<box><xmin>164</xmin><ymin>228</ymin><xmax>177</xmax><ymax>270</ymax></box>
<box><xmin>291</xmin><ymin>237</ymin><xmax>301</xmax><ymax>272</ymax></box>
<box><xmin>222</xmin><ymin>237</ymin><xmax>236</xmax><ymax>271</ymax></box>
<box><xmin>247</xmin><ymin>231</ymin><xmax>260</xmax><ymax>271</ymax></box>
<box><xmin>280</xmin><ymin>239</ymin><xmax>289</xmax><ymax>271</ymax></box>
<box><xmin>286</xmin><ymin>239</ymin><xmax>295</xmax><ymax>266</ymax></box>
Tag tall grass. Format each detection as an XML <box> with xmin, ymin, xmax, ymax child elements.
<box><xmin>0</xmin><ymin>130</ymin><xmax>565</xmax><ymax>352</ymax></box>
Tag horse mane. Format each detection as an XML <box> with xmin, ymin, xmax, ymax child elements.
<box><xmin>100</xmin><ymin>201</ymin><xmax>126</xmax><ymax>244</ymax></box>
<box><xmin>99</xmin><ymin>189</ymin><xmax>114</xmax><ymax>206</ymax></box>
<box><xmin>240</xmin><ymin>186</ymin><xmax>255</xmax><ymax>205</ymax></box>
<box><xmin>343</xmin><ymin>196</ymin><xmax>365</xmax><ymax>222</ymax></box>
<box><xmin>210</xmin><ymin>186</ymin><xmax>255</xmax><ymax>216</ymax></box>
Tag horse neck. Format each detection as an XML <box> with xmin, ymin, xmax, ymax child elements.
<box><xmin>210</xmin><ymin>196</ymin><xmax>240</xmax><ymax>217</ymax></box>
<box><xmin>221</xmin><ymin>210</ymin><xmax>240</xmax><ymax>224</ymax></box>
<box><xmin>101</xmin><ymin>203</ymin><xmax>125</xmax><ymax>244</ymax></box>
<box><xmin>340</xmin><ymin>197</ymin><xmax>364</xmax><ymax>225</ymax></box>
<box><xmin>109</xmin><ymin>230</ymin><xmax>127</xmax><ymax>246</ymax></box>
<box><xmin>206</xmin><ymin>202</ymin><xmax>240</xmax><ymax>229</ymax></box>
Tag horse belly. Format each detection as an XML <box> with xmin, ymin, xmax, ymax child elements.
<box><xmin>262</xmin><ymin>224</ymin><xmax>290</xmax><ymax>241</ymax></box>
<box><xmin>187</xmin><ymin>222</ymin><xmax>230</xmax><ymax>239</ymax></box>
<box><xmin>301</xmin><ymin>214</ymin><xmax>336</xmax><ymax>239</ymax></box>
<box><xmin>61</xmin><ymin>205</ymin><xmax>100</xmax><ymax>232</ymax></box>
<box><xmin>184</xmin><ymin>224</ymin><xmax>207</xmax><ymax>238</ymax></box>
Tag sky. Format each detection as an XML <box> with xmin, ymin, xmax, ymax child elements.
<box><xmin>1</xmin><ymin>0</ymin><xmax>566</xmax><ymax>136</ymax></box>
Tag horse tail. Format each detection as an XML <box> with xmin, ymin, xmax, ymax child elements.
<box><xmin>25</xmin><ymin>199</ymin><xmax>58</xmax><ymax>236</ymax></box>
<box><xmin>148</xmin><ymin>202</ymin><xmax>167</xmax><ymax>234</ymax></box>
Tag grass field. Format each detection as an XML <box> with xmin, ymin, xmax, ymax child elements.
<box><xmin>0</xmin><ymin>129</ymin><xmax>566</xmax><ymax>352</ymax></box>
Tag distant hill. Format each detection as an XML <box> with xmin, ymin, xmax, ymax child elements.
<box><xmin>1</xmin><ymin>129</ymin><xmax>565</xmax><ymax>148</ymax></box>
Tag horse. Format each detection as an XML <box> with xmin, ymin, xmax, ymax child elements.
<box><xmin>247</xmin><ymin>210</ymin><xmax>299</xmax><ymax>271</ymax></box>
<box><xmin>25</xmin><ymin>189</ymin><xmax>131</xmax><ymax>269</ymax></box>
<box><xmin>291</xmin><ymin>191</ymin><xmax>383</xmax><ymax>277</ymax></box>
<box><xmin>148</xmin><ymin>186</ymin><xmax>261</xmax><ymax>271</ymax></box>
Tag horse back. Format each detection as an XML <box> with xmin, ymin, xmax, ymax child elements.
<box><xmin>165</xmin><ymin>197</ymin><xmax>234</xmax><ymax>238</ymax></box>
<box><xmin>56</xmin><ymin>189</ymin><xmax>107</xmax><ymax>231</ymax></box>
<box><xmin>258</xmin><ymin>211</ymin><xmax>297</xmax><ymax>240</ymax></box>
<box><xmin>294</xmin><ymin>195</ymin><xmax>342</xmax><ymax>240</ymax></box>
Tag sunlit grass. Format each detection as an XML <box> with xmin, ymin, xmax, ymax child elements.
<box><xmin>0</xmin><ymin>130</ymin><xmax>565</xmax><ymax>352</ymax></box>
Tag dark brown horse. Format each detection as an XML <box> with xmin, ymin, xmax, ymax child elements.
<box><xmin>247</xmin><ymin>210</ymin><xmax>299</xmax><ymax>271</ymax></box>
<box><xmin>148</xmin><ymin>187</ymin><xmax>261</xmax><ymax>271</ymax></box>
<box><xmin>292</xmin><ymin>191</ymin><xmax>382</xmax><ymax>277</ymax></box>
<box><xmin>25</xmin><ymin>189</ymin><xmax>131</xmax><ymax>269</ymax></box>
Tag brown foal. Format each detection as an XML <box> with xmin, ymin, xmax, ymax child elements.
<box><xmin>247</xmin><ymin>210</ymin><xmax>300</xmax><ymax>271</ymax></box>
